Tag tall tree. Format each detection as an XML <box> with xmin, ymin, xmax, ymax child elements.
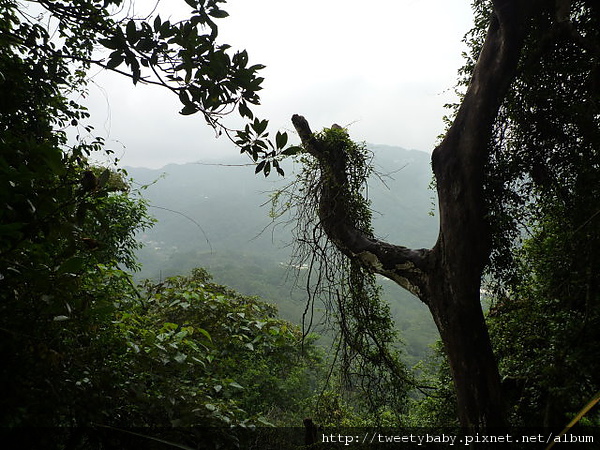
<box><xmin>0</xmin><ymin>0</ymin><xmax>285</xmax><ymax>431</ymax></box>
<box><xmin>289</xmin><ymin>0</ymin><xmax>599</xmax><ymax>431</ymax></box>
<box><xmin>0</xmin><ymin>0</ymin><xmax>317</xmax><ymax>437</ymax></box>
<box><xmin>481</xmin><ymin>0</ymin><xmax>600</xmax><ymax>430</ymax></box>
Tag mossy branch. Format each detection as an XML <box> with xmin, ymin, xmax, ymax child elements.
<box><xmin>291</xmin><ymin>114</ymin><xmax>431</xmax><ymax>299</ymax></box>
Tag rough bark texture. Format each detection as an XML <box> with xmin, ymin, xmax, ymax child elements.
<box><xmin>292</xmin><ymin>0</ymin><xmax>534</xmax><ymax>432</ymax></box>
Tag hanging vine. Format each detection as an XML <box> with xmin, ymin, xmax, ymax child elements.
<box><xmin>271</xmin><ymin>125</ymin><xmax>412</xmax><ymax>417</ymax></box>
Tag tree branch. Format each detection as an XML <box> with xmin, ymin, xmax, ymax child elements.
<box><xmin>291</xmin><ymin>114</ymin><xmax>431</xmax><ymax>299</ymax></box>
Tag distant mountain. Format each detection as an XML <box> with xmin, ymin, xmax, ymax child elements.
<box><xmin>127</xmin><ymin>144</ymin><xmax>440</xmax><ymax>363</ymax></box>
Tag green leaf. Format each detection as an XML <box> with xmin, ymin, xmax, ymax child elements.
<box><xmin>106</xmin><ymin>53</ymin><xmax>124</xmax><ymax>69</ymax></box>
<box><xmin>174</xmin><ymin>352</ymin><xmax>187</xmax><ymax>363</ymax></box>
<box><xmin>238</xmin><ymin>101</ymin><xmax>253</xmax><ymax>119</ymax></box>
<box><xmin>159</xmin><ymin>20</ymin><xmax>172</xmax><ymax>37</ymax></box>
<box><xmin>249</xmin><ymin>64</ymin><xmax>266</xmax><ymax>72</ymax></box>
<box><xmin>273</xmin><ymin>160</ymin><xmax>285</xmax><ymax>176</ymax></box>
<box><xmin>98</xmin><ymin>37</ymin><xmax>120</xmax><ymax>50</ymax></box>
<box><xmin>252</xmin><ymin>118</ymin><xmax>268</xmax><ymax>136</ymax></box>
<box><xmin>257</xmin><ymin>417</ymin><xmax>275</xmax><ymax>426</ymax></box>
<box><xmin>162</xmin><ymin>322</ymin><xmax>178</xmax><ymax>331</ymax></box>
<box><xmin>254</xmin><ymin>321</ymin><xmax>267</xmax><ymax>329</ymax></box>
<box><xmin>180</xmin><ymin>104</ymin><xmax>198</xmax><ymax>115</ymax></box>
<box><xmin>208</xmin><ymin>9</ymin><xmax>229</xmax><ymax>19</ymax></box>
<box><xmin>179</xmin><ymin>90</ymin><xmax>192</xmax><ymax>106</ymax></box>
<box><xmin>197</xmin><ymin>327</ymin><xmax>212</xmax><ymax>342</ymax></box>
<box><xmin>126</xmin><ymin>20</ymin><xmax>137</xmax><ymax>43</ymax></box>
<box><xmin>275</xmin><ymin>131</ymin><xmax>288</xmax><ymax>149</ymax></box>
<box><xmin>255</xmin><ymin>160</ymin><xmax>266</xmax><ymax>174</ymax></box>
<box><xmin>136</xmin><ymin>38</ymin><xmax>155</xmax><ymax>53</ymax></box>
<box><xmin>175</xmin><ymin>329</ymin><xmax>189</xmax><ymax>340</ymax></box>
<box><xmin>281</xmin><ymin>145</ymin><xmax>303</xmax><ymax>156</ymax></box>
<box><xmin>234</xmin><ymin>50</ymin><xmax>248</xmax><ymax>68</ymax></box>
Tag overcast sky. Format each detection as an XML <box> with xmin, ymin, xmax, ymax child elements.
<box><xmin>84</xmin><ymin>0</ymin><xmax>474</xmax><ymax>169</ymax></box>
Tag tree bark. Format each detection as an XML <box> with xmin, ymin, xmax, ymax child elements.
<box><xmin>292</xmin><ymin>0</ymin><xmax>534</xmax><ymax>432</ymax></box>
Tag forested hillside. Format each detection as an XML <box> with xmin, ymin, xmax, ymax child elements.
<box><xmin>2</xmin><ymin>0</ymin><xmax>599</xmax><ymax>447</ymax></box>
<box><xmin>129</xmin><ymin>144</ymin><xmax>440</xmax><ymax>364</ymax></box>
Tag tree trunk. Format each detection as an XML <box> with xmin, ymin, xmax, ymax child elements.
<box><xmin>291</xmin><ymin>0</ymin><xmax>535</xmax><ymax>432</ymax></box>
<box><xmin>426</xmin><ymin>267</ymin><xmax>505</xmax><ymax>428</ymax></box>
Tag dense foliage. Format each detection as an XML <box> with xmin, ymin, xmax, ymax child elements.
<box><xmin>127</xmin><ymin>268</ymin><xmax>322</xmax><ymax>428</ymax></box>
<box><xmin>486</xmin><ymin>0</ymin><xmax>600</xmax><ymax>428</ymax></box>
<box><xmin>1</xmin><ymin>0</ymin><xmax>153</xmax><ymax>428</ymax></box>
<box><xmin>488</xmin><ymin>207</ymin><xmax>600</xmax><ymax>428</ymax></box>
<box><xmin>449</xmin><ymin>0</ymin><xmax>600</xmax><ymax>428</ymax></box>
<box><xmin>3</xmin><ymin>0</ymin><xmax>599</xmax><ymax>441</ymax></box>
<box><xmin>0</xmin><ymin>0</ymin><xmax>320</xmax><ymax>446</ymax></box>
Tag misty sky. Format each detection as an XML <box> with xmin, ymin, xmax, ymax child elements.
<box><xmin>83</xmin><ymin>0</ymin><xmax>474</xmax><ymax>169</ymax></box>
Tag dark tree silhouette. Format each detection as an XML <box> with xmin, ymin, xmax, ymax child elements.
<box><xmin>290</xmin><ymin>0</ymin><xmax>574</xmax><ymax>431</ymax></box>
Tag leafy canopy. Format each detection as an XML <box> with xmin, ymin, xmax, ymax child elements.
<box><xmin>1</xmin><ymin>0</ymin><xmax>291</xmax><ymax>176</ymax></box>
<box><xmin>1</xmin><ymin>0</ymin><xmax>319</xmax><ymax>437</ymax></box>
